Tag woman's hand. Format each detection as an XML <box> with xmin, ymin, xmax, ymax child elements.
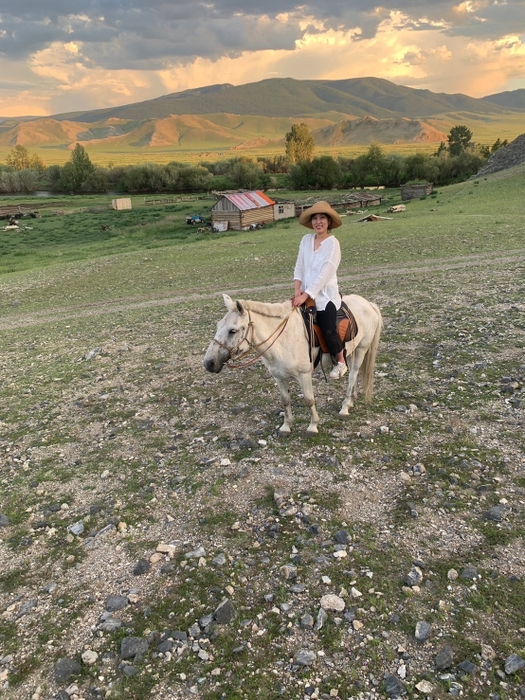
<box><xmin>292</xmin><ymin>291</ymin><xmax>309</xmax><ymax>307</ymax></box>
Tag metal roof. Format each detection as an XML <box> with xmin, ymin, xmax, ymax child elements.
<box><xmin>223</xmin><ymin>191</ymin><xmax>275</xmax><ymax>211</ymax></box>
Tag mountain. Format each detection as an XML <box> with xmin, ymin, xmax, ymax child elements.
<box><xmin>1</xmin><ymin>77</ymin><xmax>523</xmax><ymax>155</ymax></box>
<box><xmin>481</xmin><ymin>89</ymin><xmax>525</xmax><ymax>110</ymax></box>
<box><xmin>48</xmin><ymin>77</ymin><xmax>514</xmax><ymax>123</ymax></box>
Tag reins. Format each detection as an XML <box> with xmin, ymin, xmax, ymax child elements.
<box><xmin>214</xmin><ymin>307</ymin><xmax>297</xmax><ymax>370</ymax></box>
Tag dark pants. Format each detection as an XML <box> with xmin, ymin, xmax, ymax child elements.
<box><xmin>316</xmin><ymin>301</ymin><xmax>343</xmax><ymax>356</ymax></box>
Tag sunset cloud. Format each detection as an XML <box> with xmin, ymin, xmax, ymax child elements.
<box><xmin>0</xmin><ymin>1</ymin><xmax>524</xmax><ymax>117</ymax></box>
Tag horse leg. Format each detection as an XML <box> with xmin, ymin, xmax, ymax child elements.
<box><xmin>297</xmin><ymin>373</ymin><xmax>320</xmax><ymax>434</ymax></box>
<box><xmin>339</xmin><ymin>347</ymin><xmax>366</xmax><ymax>416</ymax></box>
<box><xmin>273</xmin><ymin>376</ymin><xmax>293</xmax><ymax>434</ymax></box>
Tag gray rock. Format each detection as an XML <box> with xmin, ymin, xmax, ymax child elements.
<box><xmin>213</xmin><ymin>553</ymin><xmax>226</xmax><ymax>566</ymax></box>
<box><xmin>99</xmin><ymin>617</ymin><xmax>122</xmax><ymax>632</ymax></box>
<box><xmin>0</xmin><ymin>514</ymin><xmax>10</xmax><ymax>527</ymax></box>
<box><xmin>122</xmin><ymin>664</ymin><xmax>139</xmax><ymax>677</ymax></box>
<box><xmin>314</xmin><ymin>607</ymin><xmax>328</xmax><ymax>631</ymax></box>
<box><xmin>54</xmin><ymin>691</ymin><xmax>70</xmax><ymax>700</ymax></box>
<box><xmin>294</xmin><ymin>650</ymin><xmax>316</xmax><ymax>666</ymax></box>
<box><xmin>133</xmin><ymin>559</ymin><xmax>150</xmax><ymax>576</ymax></box>
<box><xmin>435</xmin><ymin>645</ymin><xmax>455</xmax><ymax>670</ymax></box>
<box><xmin>405</xmin><ymin>566</ymin><xmax>423</xmax><ymax>587</ymax></box>
<box><xmin>120</xmin><ymin>637</ymin><xmax>149</xmax><ymax>660</ymax></box>
<box><xmin>214</xmin><ymin>598</ymin><xmax>235</xmax><ymax>624</ymax></box>
<box><xmin>458</xmin><ymin>660</ymin><xmax>479</xmax><ymax>675</ymax></box>
<box><xmin>68</xmin><ymin>521</ymin><xmax>84</xmax><ymax>536</ymax></box>
<box><xmin>415</xmin><ymin>620</ymin><xmax>431</xmax><ymax>642</ymax></box>
<box><xmin>460</xmin><ymin>565</ymin><xmax>479</xmax><ymax>580</ymax></box>
<box><xmin>105</xmin><ymin>595</ymin><xmax>128</xmax><ymax>612</ymax></box>
<box><xmin>334</xmin><ymin>529</ymin><xmax>350</xmax><ymax>544</ymax></box>
<box><xmin>505</xmin><ymin>653</ymin><xmax>525</xmax><ymax>675</ymax></box>
<box><xmin>484</xmin><ymin>504</ymin><xmax>510</xmax><ymax>522</ymax></box>
<box><xmin>300</xmin><ymin>613</ymin><xmax>314</xmax><ymax>629</ymax></box>
<box><xmin>54</xmin><ymin>657</ymin><xmax>81</xmax><ymax>682</ymax></box>
<box><xmin>384</xmin><ymin>673</ymin><xmax>407</xmax><ymax>697</ymax></box>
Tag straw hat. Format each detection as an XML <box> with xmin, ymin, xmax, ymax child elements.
<box><xmin>298</xmin><ymin>200</ymin><xmax>342</xmax><ymax>229</ymax></box>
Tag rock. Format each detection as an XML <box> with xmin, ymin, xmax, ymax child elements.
<box><xmin>460</xmin><ymin>565</ymin><xmax>479</xmax><ymax>580</ymax></box>
<box><xmin>415</xmin><ymin>680</ymin><xmax>434</xmax><ymax>693</ymax></box>
<box><xmin>214</xmin><ymin>598</ymin><xmax>235</xmax><ymax>624</ymax></box>
<box><xmin>0</xmin><ymin>514</ymin><xmax>10</xmax><ymax>527</ymax></box>
<box><xmin>54</xmin><ymin>658</ymin><xmax>81</xmax><ymax>682</ymax></box>
<box><xmin>435</xmin><ymin>645</ymin><xmax>454</xmax><ymax>670</ymax></box>
<box><xmin>415</xmin><ymin>620</ymin><xmax>431</xmax><ymax>642</ymax></box>
<box><xmin>122</xmin><ymin>664</ymin><xmax>139</xmax><ymax>677</ymax></box>
<box><xmin>120</xmin><ymin>637</ymin><xmax>149</xmax><ymax>660</ymax></box>
<box><xmin>213</xmin><ymin>553</ymin><xmax>226</xmax><ymax>566</ymax></box>
<box><xmin>300</xmin><ymin>614</ymin><xmax>314</xmax><ymax>629</ymax></box>
<box><xmin>320</xmin><ymin>594</ymin><xmax>345</xmax><ymax>612</ymax></box>
<box><xmin>505</xmin><ymin>653</ymin><xmax>525</xmax><ymax>675</ymax></box>
<box><xmin>85</xmin><ymin>347</ymin><xmax>102</xmax><ymax>360</ymax></box>
<box><xmin>333</xmin><ymin>529</ymin><xmax>350</xmax><ymax>544</ymax></box>
<box><xmin>314</xmin><ymin>607</ymin><xmax>328</xmax><ymax>631</ymax></box>
<box><xmin>384</xmin><ymin>673</ymin><xmax>407</xmax><ymax>697</ymax></box>
<box><xmin>105</xmin><ymin>595</ymin><xmax>128</xmax><ymax>612</ymax></box>
<box><xmin>294</xmin><ymin>650</ymin><xmax>316</xmax><ymax>666</ymax></box>
<box><xmin>185</xmin><ymin>546</ymin><xmax>206</xmax><ymax>559</ymax></box>
<box><xmin>405</xmin><ymin>566</ymin><xmax>423</xmax><ymax>587</ymax></box>
<box><xmin>81</xmin><ymin>650</ymin><xmax>98</xmax><ymax>665</ymax></box>
<box><xmin>280</xmin><ymin>564</ymin><xmax>297</xmax><ymax>580</ymax></box>
<box><xmin>458</xmin><ymin>660</ymin><xmax>479</xmax><ymax>675</ymax></box>
<box><xmin>484</xmin><ymin>504</ymin><xmax>510</xmax><ymax>522</ymax></box>
<box><xmin>133</xmin><ymin>558</ymin><xmax>151</xmax><ymax>576</ymax></box>
<box><xmin>68</xmin><ymin>521</ymin><xmax>84</xmax><ymax>536</ymax></box>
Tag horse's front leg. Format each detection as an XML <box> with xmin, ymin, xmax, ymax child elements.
<box><xmin>339</xmin><ymin>348</ymin><xmax>363</xmax><ymax>416</ymax></box>
<box><xmin>297</xmin><ymin>372</ymin><xmax>319</xmax><ymax>434</ymax></box>
<box><xmin>273</xmin><ymin>376</ymin><xmax>293</xmax><ymax>434</ymax></box>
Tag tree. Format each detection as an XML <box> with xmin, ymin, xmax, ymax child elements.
<box><xmin>285</xmin><ymin>123</ymin><xmax>314</xmax><ymax>164</ymax></box>
<box><xmin>69</xmin><ymin>144</ymin><xmax>95</xmax><ymax>190</ymax></box>
<box><xmin>447</xmin><ymin>125</ymin><xmax>473</xmax><ymax>156</ymax></box>
<box><xmin>363</xmin><ymin>143</ymin><xmax>386</xmax><ymax>186</ymax></box>
<box><xmin>6</xmin><ymin>145</ymin><xmax>31</xmax><ymax>170</ymax></box>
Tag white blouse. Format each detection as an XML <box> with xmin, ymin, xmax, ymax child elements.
<box><xmin>294</xmin><ymin>233</ymin><xmax>341</xmax><ymax>311</ymax></box>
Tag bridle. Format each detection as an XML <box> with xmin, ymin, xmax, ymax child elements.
<box><xmin>212</xmin><ymin>307</ymin><xmax>296</xmax><ymax>369</ymax></box>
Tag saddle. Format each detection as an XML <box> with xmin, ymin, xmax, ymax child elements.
<box><xmin>301</xmin><ymin>297</ymin><xmax>358</xmax><ymax>356</ymax></box>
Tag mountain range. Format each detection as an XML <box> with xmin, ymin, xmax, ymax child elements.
<box><xmin>1</xmin><ymin>77</ymin><xmax>524</xmax><ymax>155</ymax></box>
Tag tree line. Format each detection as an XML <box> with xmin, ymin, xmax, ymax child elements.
<box><xmin>0</xmin><ymin>125</ymin><xmax>509</xmax><ymax>194</ymax></box>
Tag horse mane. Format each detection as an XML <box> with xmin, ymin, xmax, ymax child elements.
<box><xmin>239</xmin><ymin>299</ymin><xmax>291</xmax><ymax>319</ymax></box>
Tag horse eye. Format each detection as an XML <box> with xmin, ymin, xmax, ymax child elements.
<box><xmin>229</xmin><ymin>329</ymin><xmax>238</xmax><ymax>335</ymax></box>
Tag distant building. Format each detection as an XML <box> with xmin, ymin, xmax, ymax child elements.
<box><xmin>211</xmin><ymin>191</ymin><xmax>275</xmax><ymax>230</ymax></box>
<box><xmin>112</xmin><ymin>197</ymin><xmax>132</xmax><ymax>210</ymax></box>
<box><xmin>273</xmin><ymin>202</ymin><xmax>295</xmax><ymax>221</ymax></box>
<box><xmin>401</xmin><ymin>183</ymin><xmax>433</xmax><ymax>201</ymax></box>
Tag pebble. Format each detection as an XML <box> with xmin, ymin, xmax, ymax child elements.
<box><xmin>295</xmin><ymin>650</ymin><xmax>316</xmax><ymax>666</ymax></box>
<box><xmin>320</xmin><ymin>594</ymin><xmax>345</xmax><ymax>612</ymax></box>
<box><xmin>415</xmin><ymin>620</ymin><xmax>431</xmax><ymax>642</ymax></box>
<box><xmin>505</xmin><ymin>654</ymin><xmax>525</xmax><ymax>675</ymax></box>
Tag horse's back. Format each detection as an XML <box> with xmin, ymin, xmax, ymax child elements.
<box><xmin>342</xmin><ymin>293</ymin><xmax>382</xmax><ymax>341</ymax></box>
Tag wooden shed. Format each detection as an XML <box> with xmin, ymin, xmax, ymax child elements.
<box><xmin>211</xmin><ymin>191</ymin><xmax>275</xmax><ymax>230</ymax></box>
<box><xmin>401</xmin><ymin>183</ymin><xmax>433</xmax><ymax>201</ymax></box>
<box><xmin>273</xmin><ymin>202</ymin><xmax>295</xmax><ymax>221</ymax></box>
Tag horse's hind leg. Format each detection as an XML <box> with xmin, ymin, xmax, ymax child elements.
<box><xmin>297</xmin><ymin>373</ymin><xmax>319</xmax><ymax>434</ymax></box>
<box><xmin>273</xmin><ymin>376</ymin><xmax>293</xmax><ymax>434</ymax></box>
<box><xmin>339</xmin><ymin>347</ymin><xmax>366</xmax><ymax>416</ymax></box>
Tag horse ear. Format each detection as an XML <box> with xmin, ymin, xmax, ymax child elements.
<box><xmin>235</xmin><ymin>300</ymin><xmax>245</xmax><ymax>315</ymax></box>
<box><xmin>222</xmin><ymin>293</ymin><xmax>235</xmax><ymax>311</ymax></box>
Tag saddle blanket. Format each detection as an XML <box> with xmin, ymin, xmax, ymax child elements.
<box><xmin>301</xmin><ymin>299</ymin><xmax>358</xmax><ymax>355</ymax></box>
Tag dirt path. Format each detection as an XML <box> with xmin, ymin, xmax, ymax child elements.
<box><xmin>1</xmin><ymin>250</ymin><xmax>523</xmax><ymax>330</ymax></box>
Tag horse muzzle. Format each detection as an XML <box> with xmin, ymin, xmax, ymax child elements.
<box><xmin>203</xmin><ymin>356</ymin><xmax>224</xmax><ymax>373</ymax></box>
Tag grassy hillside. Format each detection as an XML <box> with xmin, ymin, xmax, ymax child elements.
<box><xmin>0</xmin><ymin>166</ymin><xmax>524</xmax><ymax>700</ymax></box>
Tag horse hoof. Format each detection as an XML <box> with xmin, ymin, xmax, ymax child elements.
<box><xmin>279</xmin><ymin>427</ymin><xmax>291</xmax><ymax>435</ymax></box>
<box><xmin>306</xmin><ymin>427</ymin><xmax>319</xmax><ymax>435</ymax></box>
<box><xmin>339</xmin><ymin>408</ymin><xmax>349</xmax><ymax>416</ymax></box>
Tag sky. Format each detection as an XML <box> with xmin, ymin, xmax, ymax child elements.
<box><xmin>1</xmin><ymin>1</ymin><xmax>525</xmax><ymax>118</ymax></box>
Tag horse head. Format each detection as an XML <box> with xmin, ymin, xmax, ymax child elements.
<box><xmin>203</xmin><ymin>294</ymin><xmax>250</xmax><ymax>373</ymax></box>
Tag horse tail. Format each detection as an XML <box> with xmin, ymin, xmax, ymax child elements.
<box><xmin>359</xmin><ymin>302</ymin><xmax>383</xmax><ymax>403</ymax></box>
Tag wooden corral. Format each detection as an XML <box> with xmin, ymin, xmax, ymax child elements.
<box><xmin>401</xmin><ymin>183</ymin><xmax>433</xmax><ymax>200</ymax></box>
<box><xmin>211</xmin><ymin>191</ymin><xmax>275</xmax><ymax>230</ymax></box>
<box><xmin>0</xmin><ymin>204</ymin><xmax>40</xmax><ymax>220</ymax></box>
<box><xmin>294</xmin><ymin>192</ymin><xmax>383</xmax><ymax>218</ymax></box>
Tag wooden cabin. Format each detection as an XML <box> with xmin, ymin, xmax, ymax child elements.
<box><xmin>211</xmin><ymin>191</ymin><xmax>275</xmax><ymax>230</ymax></box>
<box><xmin>401</xmin><ymin>183</ymin><xmax>433</xmax><ymax>201</ymax></box>
<box><xmin>273</xmin><ymin>202</ymin><xmax>296</xmax><ymax>221</ymax></box>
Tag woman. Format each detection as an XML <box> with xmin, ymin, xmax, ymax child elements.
<box><xmin>292</xmin><ymin>201</ymin><xmax>347</xmax><ymax>379</ymax></box>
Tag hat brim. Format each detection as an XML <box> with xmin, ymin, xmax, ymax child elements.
<box><xmin>298</xmin><ymin>201</ymin><xmax>342</xmax><ymax>229</ymax></box>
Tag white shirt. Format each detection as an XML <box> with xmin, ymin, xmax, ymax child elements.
<box><xmin>294</xmin><ymin>233</ymin><xmax>341</xmax><ymax>311</ymax></box>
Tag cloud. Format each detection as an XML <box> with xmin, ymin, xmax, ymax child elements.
<box><xmin>0</xmin><ymin>1</ymin><xmax>524</xmax><ymax>116</ymax></box>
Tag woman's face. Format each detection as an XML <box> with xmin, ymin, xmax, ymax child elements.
<box><xmin>311</xmin><ymin>213</ymin><xmax>331</xmax><ymax>234</ymax></box>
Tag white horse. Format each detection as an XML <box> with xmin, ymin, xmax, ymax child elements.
<box><xmin>204</xmin><ymin>294</ymin><xmax>382</xmax><ymax>434</ymax></box>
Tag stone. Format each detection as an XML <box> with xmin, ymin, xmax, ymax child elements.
<box><xmin>54</xmin><ymin>658</ymin><xmax>81</xmax><ymax>682</ymax></box>
<box><xmin>435</xmin><ymin>645</ymin><xmax>454</xmax><ymax>670</ymax></box>
<box><xmin>458</xmin><ymin>660</ymin><xmax>479</xmax><ymax>675</ymax></box>
<box><xmin>81</xmin><ymin>650</ymin><xmax>98</xmax><ymax>665</ymax></box>
<box><xmin>384</xmin><ymin>673</ymin><xmax>407</xmax><ymax>697</ymax></box>
<box><xmin>105</xmin><ymin>595</ymin><xmax>128</xmax><ymax>612</ymax></box>
<box><xmin>294</xmin><ymin>650</ymin><xmax>316</xmax><ymax>666</ymax></box>
<box><xmin>68</xmin><ymin>522</ymin><xmax>84</xmax><ymax>536</ymax></box>
<box><xmin>415</xmin><ymin>620</ymin><xmax>431</xmax><ymax>642</ymax></box>
<box><xmin>320</xmin><ymin>594</ymin><xmax>345</xmax><ymax>612</ymax></box>
<box><xmin>280</xmin><ymin>564</ymin><xmax>297</xmax><ymax>580</ymax></box>
<box><xmin>0</xmin><ymin>514</ymin><xmax>10</xmax><ymax>527</ymax></box>
<box><xmin>300</xmin><ymin>614</ymin><xmax>314</xmax><ymax>629</ymax></box>
<box><xmin>214</xmin><ymin>598</ymin><xmax>235</xmax><ymax>624</ymax></box>
<box><xmin>460</xmin><ymin>565</ymin><xmax>479</xmax><ymax>580</ymax></box>
<box><xmin>505</xmin><ymin>654</ymin><xmax>525</xmax><ymax>675</ymax></box>
<box><xmin>133</xmin><ymin>558</ymin><xmax>150</xmax><ymax>576</ymax></box>
<box><xmin>405</xmin><ymin>566</ymin><xmax>423</xmax><ymax>587</ymax></box>
<box><xmin>484</xmin><ymin>504</ymin><xmax>510</xmax><ymax>522</ymax></box>
<box><xmin>120</xmin><ymin>637</ymin><xmax>149</xmax><ymax>660</ymax></box>
<box><xmin>415</xmin><ymin>680</ymin><xmax>434</xmax><ymax>693</ymax></box>
<box><xmin>334</xmin><ymin>529</ymin><xmax>350</xmax><ymax>544</ymax></box>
